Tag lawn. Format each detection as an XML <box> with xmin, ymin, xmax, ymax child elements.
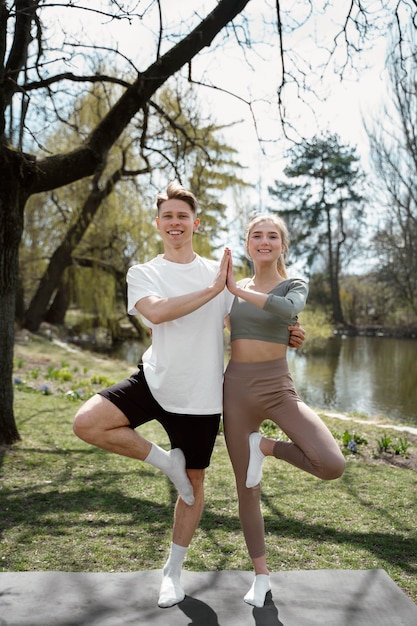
<box><xmin>1</xmin><ymin>334</ymin><xmax>416</xmax><ymax>604</ymax></box>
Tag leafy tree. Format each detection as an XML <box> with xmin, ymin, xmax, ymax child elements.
<box><xmin>268</xmin><ymin>134</ymin><xmax>365</xmax><ymax>325</ymax></box>
<box><xmin>339</xmin><ymin>274</ymin><xmax>394</xmax><ymax>328</ymax></box>
<box><xmin>1</xmin><ymin>0</ymin><xmax>254</xmax><ymax>444</ymax></box>
<box><xmin>20</xmin><ymin>83</ymin><xmax>248</xmax><ymax>335</ymax></box>
<box><xmin>1</xmin><ymin>1</ymin><xmax>415</xmax><ymax>445</ymax></box>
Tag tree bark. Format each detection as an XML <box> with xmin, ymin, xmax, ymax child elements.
<box><xmin>0</xmin><ymin>147</ymin><xmax>31</xmax><ymax>444</ymax></box>
<box><xmin>1</xmin><ymin>0</ymin><xmax>253</xmax><ymax>444</ymax></box>
<box><xmin>44</xmin><ymin>274</ymin><xmax>71</xmax><ymax>326</ymax></box>
<box><xmin>23</xmin><ymin>170</ymin><xmax>121</xmax><ymax>331</ymax></box>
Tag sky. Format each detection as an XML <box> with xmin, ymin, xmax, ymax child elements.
<box><xmin>54</xmin><ymin>1</ymin><xmax>389</xmax><ymax>175</ymax></box>
<box><xmin>156</xmin><ymin>2</ymin><xmax>386</xmax><ymax>211</ymax></box>
<box><xmin>186</xmin><ymin>2</ymin><xmax>388</xmax><ymax>199</ymax></box>
<box><xmin>46</xmin><ymin>1</ymin><xmax>391</xmax><ymax>259</ymax></box>
<box><xmin>141</xmin><ymin>1</ymin><xmax>390</xmax><ymax>258</ymax></box>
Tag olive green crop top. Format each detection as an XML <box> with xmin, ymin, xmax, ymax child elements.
<box><xmin>229</xmin><ymin>277</ymin><xmax>308</xmax><ymax>345</ymax></box>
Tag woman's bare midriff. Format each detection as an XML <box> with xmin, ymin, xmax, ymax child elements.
<box><xmin>230</xmin><ymin>338</ymin><xmax>287</xmax><ymax>363</ymax></box>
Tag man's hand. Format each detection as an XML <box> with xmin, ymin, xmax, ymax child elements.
<box><xmin>211</xmin><ymin>247</ymin><xmax>230</xmax><ymax>295</ymax></box>
<box><xmin>288</xmin><ymin>322</ymin><xmax>305</xmax><ymax>348</ymax></box>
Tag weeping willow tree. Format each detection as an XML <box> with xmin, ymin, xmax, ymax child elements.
<box><xmin>20</xmin><ymin>80</ymin><xmax>250</xmax><ymax>336</ymax></box>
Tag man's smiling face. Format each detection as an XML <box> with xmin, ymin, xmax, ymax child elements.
<box><xmin>156</xmin><ymin>199</ymin><xmax>200</xmax><ymax>249</ymax></box>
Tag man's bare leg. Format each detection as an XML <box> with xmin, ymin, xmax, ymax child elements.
<box><xmin>73</xmin><ymin>394</ymin><xmax>194</xmax><ymax>504</ymax></box>
<box><xmin>158</xmin><ymin>469</ymin><xmax>205</xmax><ymax>608</ymax></box>
<box><xmin>74</xmin><ymin>394</ymin><xmax>151</xmax><ymax>458</ymax></box>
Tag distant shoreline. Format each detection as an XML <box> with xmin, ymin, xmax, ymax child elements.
<box><xmin>321</xmin><ymin>410</ymin><xmax>417</xmax><ymax>437</ymax></box>
<box><xmin>333</xmin><ymin>327</ymin><xmax>417</xmax><ymax>339</ymax></box>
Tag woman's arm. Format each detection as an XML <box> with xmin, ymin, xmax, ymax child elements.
<box><xmin>263</xmin><ymin>280</ymin><xmax>308</xmax><ymax>318</ymax></box>
<box><xmin>226</xmin><ymin>258</ymin><xmax>308</xmax><ymax>318</ymax></box>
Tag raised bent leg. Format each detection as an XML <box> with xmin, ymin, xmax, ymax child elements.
<box><xmin>73</xmin><ymin>394</ymin><xmax>194</xmax><ymax>504</ymax></box>
<box><xmin>270</xmin><ymin>396</ymin><xmax>346</xmax><ymax>480</ymax></box>
<box><xmin>73</xmin><ymin>393</ymin><xmax>151</xmax><ymax>459</ymax></box>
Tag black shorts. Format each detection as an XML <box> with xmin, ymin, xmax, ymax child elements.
<box><xmin>98</xmin><ymin>364</ymin><xmax>220</xmax><ymax>469</ymax></box>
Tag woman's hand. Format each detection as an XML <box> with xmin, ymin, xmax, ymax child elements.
<box><xmin>225</xmin><ymin>249</ymin><xmax>239</xmax><ymax>296</ymax></box>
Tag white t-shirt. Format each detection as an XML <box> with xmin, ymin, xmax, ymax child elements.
<box><xmin>127</xmin><ymin>254</ymin><xmax>233</xmax><ymax>414</ymax></box>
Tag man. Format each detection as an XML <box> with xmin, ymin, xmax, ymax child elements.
<box><xmin>73</xmin><ymin>182</ymin><xmax>304</xmax><ymax>608</ymax></box>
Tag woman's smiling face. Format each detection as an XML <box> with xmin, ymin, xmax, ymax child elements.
<box><xmin>247</xmin><ymin>220</ymin><xmax>284</xmax><ymax>263</ymax></box>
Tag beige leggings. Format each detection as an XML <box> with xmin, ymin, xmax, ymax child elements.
<box><xmin>223</xmin><ymin>358</ymin><xmax>345</xmax><ymax>559</ymax></box>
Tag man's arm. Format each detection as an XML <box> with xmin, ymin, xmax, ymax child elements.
<box><xmin>135</xmin><ymin>249</ymin><xmax>229</xmax><ymax>325</ymax></box>
<box><xmin>136</xmin><ymin>287</ymin><xmax>219</xmax><ymax>324</ymax></box>
<box><xmin>288</xmin><ymin>322</ymin><xmax>305</xmax><ymax>348</ymax></box>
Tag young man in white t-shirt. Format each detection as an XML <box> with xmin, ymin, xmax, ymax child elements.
<box><xmin>73</xmin><ymin>182</ymin><xmax>304</xmax><ymax>609</ymax></box>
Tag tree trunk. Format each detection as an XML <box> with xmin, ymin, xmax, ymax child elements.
<box><xmin>0</xmin><ymin>149</ymin><xmax>29</xmax><ymax>445</ymax></box>
<box><xmin>71</xmin><ymin>256</ymin><xmax>147</xmax><ymax>342</ymax></box>
<box><xmin>325</xmin><ymin>204</ymin><xmax>346</xmax><ymax>326</ymax></box>
<box><xmin>332</xmin><ymin>221</ymin><xmax>346</xmax><ymax>326</ymax></box>
<box><xmin>23</xmin><ymin>179</ymin><xmax>114</xmax><ymax>331</ymax></box>
<box><xmin>44</xmin><ymin>273</ymin><xmax>71</xmax><ymax>325</ymax></box>
<box><xmin>1</xmin><ymin>0</ymin><xmax>253</xmax><ymax>445</ymax></box>
<box><xmin>330</xmin><ymin>272</ymin><xmax>345</xmax><ymax>326</ymax></box>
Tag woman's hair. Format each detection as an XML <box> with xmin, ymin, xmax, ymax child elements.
<box><xmin>245</xmin><ymin>214</ymin><xmax>290</xmax><ymax>278</ymax></box>
<box><xmin>156</xmin><ymin>181</ymin><xmax>198</xmax><ymax>214</ymax></box>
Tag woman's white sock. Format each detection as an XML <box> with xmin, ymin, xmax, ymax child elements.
<box><xmin>158</xmin><ymin>543</ymin><xmax>188</xmax><ymax>608</ymax></box>
<box><xmin>244</xmin><ymin>574</ymin><xmax>271</xmax><ymax>607</ymax></box>
<box><xmin>145</xmin><ymin>444</ymin><xmax>194</xmax><ymax>505</ymax></box>
<box><xmin>246</xmin><ymin>432</ymin><xmax>265</xmax><ymax>488</ymax></box>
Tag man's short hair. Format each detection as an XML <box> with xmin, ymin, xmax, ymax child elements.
<box><xmin>156</xmin><ymin>182</ymin><xmax>198</xmax><ymax>214</ymax></box>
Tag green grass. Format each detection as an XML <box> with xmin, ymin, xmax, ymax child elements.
<box><xmin>1</xmin><ymin>335</ymin><xmax>416</xmax><ymax>605</ymax></box>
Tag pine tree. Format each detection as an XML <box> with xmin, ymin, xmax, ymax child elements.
<box><xmin>268</xmin><ymin>134</ymin><xmax>365</xmax><ymax>326</ymax></box>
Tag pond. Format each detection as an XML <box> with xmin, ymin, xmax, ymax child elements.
<box><xmin>110</xmin><ymin>335</ymin><xmax>417</xmax><ymax>427</ymax></box>
<box><xmin>287</xmin><ymin>335</ymin><xmax>417</xmax><ymax>427</ymax></box>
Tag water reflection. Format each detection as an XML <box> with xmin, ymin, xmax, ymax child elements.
<box><xmin>110</xmin><ymin>336</ymin><xmax>417</xmax><ymax>426</ymax></box>
<box><xmin>287</xmin><ymin>336</ymin><xmax>417</xmax><ymax>426</ymax></box>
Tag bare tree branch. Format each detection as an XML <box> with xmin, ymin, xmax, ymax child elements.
<box><xmin>27</xmin><ymin>0</ymin><xmax>252</xmax><ymax>193</ymax></box>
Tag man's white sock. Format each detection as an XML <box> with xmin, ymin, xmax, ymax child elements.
<box><xmin>158</xmin><ymin>543</ymin><xmax>188</xmax><ymax>608</ymax></box>
<box><xmin>246</xmin><ymin>432</ymin><xmax>265</xmax><ymax>488</ymax></box>
<box><xmin>145</xmin><ymin>444</ymin><xmax>195</xmax><ymax>505</ymax></box>
<box><xmin>244</xmin><ymin>574</ymin><xmax>271</xmax><ymax>608</ymax></box>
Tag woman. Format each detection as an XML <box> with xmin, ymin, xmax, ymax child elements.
<box><xmin>223</xmin><ymin>215</ymin><xmax>345</xmax><ymax>608</ymax></box>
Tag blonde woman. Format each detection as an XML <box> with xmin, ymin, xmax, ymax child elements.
<box><xmin>223</xmin><ymin>215</ymin><xmax>345</xmax><ymax>608</ymax></box>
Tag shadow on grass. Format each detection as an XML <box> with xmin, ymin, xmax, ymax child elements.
<box><xmin>255</xmin><ymin>509</ymin><xmax>417</xmax><ymax>578</ymax></box>
<box><xmin>2</xmin><ymin>473</ymin><xmax>416</xmax><ymax>583</ymax></box>
<box><xmin>0</xmin><ymin>445</ymin><xmax>6</xmax><ymax>470</ymax></box>
<box><xmin>253</xmin><ymin>474</ymin><xmax>417</xmax><ymax>582</ymax></box>
<box><xmin>1</xmin><ymin>444</ymin><xmax>416</xmax><ymax>585</ymax></box>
